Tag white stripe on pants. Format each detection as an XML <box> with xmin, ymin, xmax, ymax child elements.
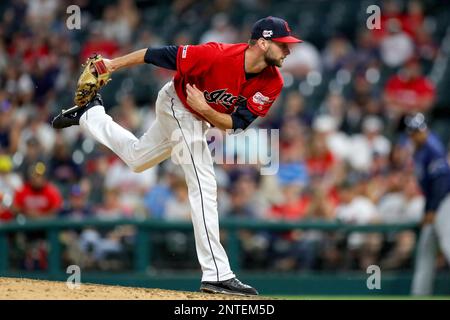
<box><xmin>79</xmin><ymin>81</ymin><xmax>235</xmax><ymax>282</ymax></box>
<box><xmin>411</xmin><ymin>193</ymin><xmax>450</xmax><ymax>295</ymax></box>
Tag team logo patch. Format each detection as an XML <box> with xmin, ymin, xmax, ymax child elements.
<box><xmin>252</xmin><ymin>92</ymin><xmax>270</xmax><ymax>107</ymax></box>
<box><xmin>182</xmin><ymin>45</ymin><xmax>189</xmax><ymax>58</ymax></box>
<box><xmin>262</xmin><ymin>30</ymin><xmax>273</xmax><ymax>38</ymax></box>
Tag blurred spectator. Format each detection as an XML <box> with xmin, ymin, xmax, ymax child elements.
<box><xmin>110</xmin><ymin>94</ymin><xmax>143</xmax><ymax>134</ymax></box>
<box><xmin>380</xmin><ymin>18</ymin><xmax>414</xmax><ymax>68</ymax></box>
<box><xmin>379</xmin><ymin>173</ymin><xmax>424</xmax><ymax>224</ymax></box>
<box><xmin>414</xmin><ymin>25</ymin><xmax>439</xmax><ymax>67</ymax></box>
<box><xmin>0</xmin><ymin>154</ymin><xmax>22</xmax><ymax>222</ymax></box>
<box><xmin>16</xmin><ymin>137</ymin><xmax>47</xmax><ymax>178</ymax></box>
<box><xmin>350</xmin><ymin>29</ymin><xmax>381</xmax><ymax>72</ymax></box>
<box><xmin>79</xmin><ymin>183</ymin><xmax>137</xmax><ymax>270</ymax></box>
<box><xmin>389</xmin><ymin>141</ymin><xmax>413</xmax><ymax>171</ymax></box>
<box><xmin>13</xmin><ymin>162</ymin><xmax>62</xmax><ymax>219</ymax></box>
<box><xmin>345</xmin><ymin>72</ymin><xmax>381</xmax><ymax>133</ymax></box>
<box><xmin>281</xmin><ymin>41</ymin><xmax>322</xmax><ymax>78</ymax></box>
<box><xmin>0</xmin><ymin>97</ymin><xmax>21</xmax><ymax>154</ymax></box>
<box><xmin>384</xmin><ymin>57</ymin><xmax>436</xmax><ymax>121</ymax></box>
<box><xmin>336</xmin><ymin>180</ymin><xmax>382</xmax><ymax>269</ymax></box>
<box><xmin>159</xmin><ymin>177</ymin><xmax>196</xmax><ymax>269</ymax></box>
<box><xmin>26</xmin><ymin>0</ymin><xmax>59</xmax><ymax>27</ymax></box>
<box><xmin>348</xmin><ymin>116</ymin><xmax>391</xmax><ymax>172</ymax></box>
<box><xmin>305</xmin><ymin>184</ymin><xmax>338</xmax><ymax>221</ymax></box>
<box><xmin>3</xmin><ymin>65</ymin><xmax>35</xmax><ymax>104</ymax></box>
<box><xmin>117</xmin><ymin>0</ymin><xmax>140</xmax><ymax>32</ymax></box>
<box><xmin>379</xmin><ymin>174</ymin><xmax>424</xmax><ymax>269</ymax></box>
<box><xmin>322</xmin><ymin>35</ymin><xmax>354</xmax><ymax>72</ymax></box>
<box><xmin>401</xmin><ymin>0</ymin><xmax>426</xmax><ymax>41</ymax></box>
<box><xmin>59</xmin><ymin>184</ymin><xmax>92</xmax><ymax>220</ymax></box>
<box><xmin>321</xmin><ymin>92</ymin><xmax>346</xmax><ymax>129</ymax></box>
<box><xmin>19</xmin><ymin>109</ymin><xmax>56</xmax><ymax>155</ymax></box>
<box><xmin>80</xmin><ymin>24</ymin><xmax>120</xmax><ymax>62</ymax></box>
<box><xmin>336</xmin><ymin>180</ymin><xmax>377</xmax><ymax>224</ymax></box>
<box><xmin>214</xmin><ymin>164</ymin><xmax>232</xmax><ymax>215</ymax></box>
<box><xmin>226</xmin><ymin>173</ymin><xmax>265</xmax><ymax>218</ymax></box>
<box><xmin>102</xmin><ymin>4</ymin><xmax>133</xmax><ymax>45</ymax></box>
<box><xmin>279</xmin><ymin>90</ymin><xmax>313</xmax><ymax>127</ymax></box>
<box><xmin>374</xmin><ymin>0</ymin><xmax>404</xmax><ymax>43</ymax></box>
<box><xmin>200</xmin><ymin>13</ymin><xmax>238</xmax><ymax>44</ymax></box>
<box><xmin>306</xmin><ymin>131</ymin><xmax>338</xmax><ymax>178</ymax></box>
<box><xmin>268</xmin><ymin>183</ymin><xmax>310</xmax><ymax>221</ymax></box>
<box><xmin>134</xmin><ymin>29</ymin><xmax>164</xmax><ymax>52</ymax></box>
<box><xmin>48</xmin><ymin>138</ymin><xmax>82</xmax><ymax>195</ymax></box>
<box><xmin>266</xmin><ymin>180</ymin><xmax>325</xmax><ymax>271</ymax></box>
<box><xmin>77</xmin><ymin>223</ymin><xmax>133</xmax><ymax>271</ymax></box>
<box><xmin>312</xmin><ymin>115</ymin><xmax>350</xmax><ymax>162</ymax></box>
<box><xmin>165</xmin><ymin>179</ymin><xmax>191</xmax><ymax>220</ymax></box>
<box><xmin>104</xmin><ymin>157</ymin><xmax>157</xmax><ymax>217</ymax></box>
<box><xmin>95</xmin><ymin>188</ymin><xmax>133</xmax><ymax>219</ymax></box>
<box><xmin>12</xmin><ymin>161</ymin><xmax>62</xmax><ymax>271</ymax></box>
<box><xmin>279</xmin><ymin>118</ymin><xmax>307</xmax><ymax>157</ymax></box>
<box><xmin>143</xmin><ymin>169</ymin><xmax>180</xmax><ymax>219</ymax></box>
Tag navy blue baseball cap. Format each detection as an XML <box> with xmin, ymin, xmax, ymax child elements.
<box><xmin>404</xmin><ymin>113</ymin><xmax>428</xmax><ymax>133</ymax></box>
<box><xmin>251</xmin><ymin>16</ymin><xmax>303</xmax><ymax>43</ymax></box>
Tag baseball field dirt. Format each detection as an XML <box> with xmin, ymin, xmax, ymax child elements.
<box><xmin>0</xmin><ymin>277</ymin><xmax>265</xmax><ymax>300</ymax></box>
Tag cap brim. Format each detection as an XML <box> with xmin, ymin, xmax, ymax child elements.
<box><xmin>272</xmin><ymin>36</ymin><xmax>303</xmax><ymax>43</ymax></box>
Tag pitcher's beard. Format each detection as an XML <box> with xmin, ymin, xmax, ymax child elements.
<box><xmin>264</xmin><ymin>55</ymin><xmax>283</xmax><ymax>68</ymax></box>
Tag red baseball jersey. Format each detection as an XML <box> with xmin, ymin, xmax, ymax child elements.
<box><xmin>174</xmin><ymin>42</ymin><xmax>283</xmax><ymax>120</ymax></box>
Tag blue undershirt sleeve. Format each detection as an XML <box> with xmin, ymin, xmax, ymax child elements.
<box><xmin>144</xmin><ymin>46</ymin><xmax>179</xmax><ymax>70</ymax></box>
<box><xmin>231</xmin><ymin>102</ymin><xmax>258</xmax><ymax>131</ymax></box>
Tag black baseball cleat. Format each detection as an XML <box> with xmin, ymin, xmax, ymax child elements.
<box><xmin>200</xmin><ymin>277</ymin><xmax>259</xmax><ymax>296</ymax></box>
<box><xmin>51</xmin><ymin>94</ymin><xmax>103</xmax><ymax>129</ymax></box>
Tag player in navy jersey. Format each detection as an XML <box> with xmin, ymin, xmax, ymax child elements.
<box><xmin>405</xmin><ymin>113</ymin><xmax>450</xmax><ymax>296</ymax></box>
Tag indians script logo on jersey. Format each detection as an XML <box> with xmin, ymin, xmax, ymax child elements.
<box><xmin>204</xmin><ymin>89</ymin><xmax>247</xmax><ymax>110</ymax></box>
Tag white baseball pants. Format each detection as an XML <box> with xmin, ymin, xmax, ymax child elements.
<box><xmin>79</xmin><ymin>80</ymin><xmax>235</xmax><ymax>282</ymax></box>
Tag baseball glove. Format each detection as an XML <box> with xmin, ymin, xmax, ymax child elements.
<box><xmin>74</xmin><ymin>53</ymin><xmax>111</xmax><ymax>106</ymax></box>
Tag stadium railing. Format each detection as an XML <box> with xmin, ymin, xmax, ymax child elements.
<box><xmin>0</xmin><ymin>218</ymin><xmax>419</xmax><ymax>275</ymax></box>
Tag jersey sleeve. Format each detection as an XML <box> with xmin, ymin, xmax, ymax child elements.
<box><xmin>176</xmin><ymin>43</ymin><xmax>219</xmax><ymax>76</ymax></box>
<box><xmin>246</xmin><ymin>81</ymin><xmax>282</xmax><ymax>117</ymax></box>
<box><xmin>425</xmin><ymin>153</ymin><xmax>450</xmax><ymax>212</ymax></box>
<box><xmin>231</xmin><ymin>101</ymin><xmax>258</xmax><ymax>130</ymax></box>
<box><xmin>144</xmin><ymin>46</ymin><xmax>179</xmax><ymax>70</ymax></box>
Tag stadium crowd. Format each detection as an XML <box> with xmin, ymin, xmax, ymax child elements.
<box><xmin>1</xmin><ymin>0</ymin><xmax>450</xmax><ymax>273</ymax></box>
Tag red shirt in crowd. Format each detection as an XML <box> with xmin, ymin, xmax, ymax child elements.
<box><xmin>174</xmin><ymin>42</ymin><xmax>283</xmax><ymax>120</ymax></box>
<box><xmin>81</xmin><ymin>39</ymin><xmax>120</xmax><ymax>62</ymax></box>
<box><xmin>306</xmin><ymin>150</ymin><xmax>336</xmax><ymax>176</ymax></box>
<box><xmin>13</xmin><ymin>183</ymin><xmax>63</xmax><ymax>218</ymax></box>
<box><xmin>0</xmin><ymin>193</ymin><xmax>13</xmax><ymax>222</ymax></box>
<box><xmin>384</xmin><ymin>74</ymin><xmax>436</xmax><ymax>112</ymax></box>
<box><xmin>269</xmin><ymin>195</ymin><xmax>311</xmax><ymax>221</ymax></box>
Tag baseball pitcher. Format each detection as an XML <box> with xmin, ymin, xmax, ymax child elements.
<box><xmin>52</xmin><ymin>17</ymin><xmax>302</xmax><ymax>295</ymax></box>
